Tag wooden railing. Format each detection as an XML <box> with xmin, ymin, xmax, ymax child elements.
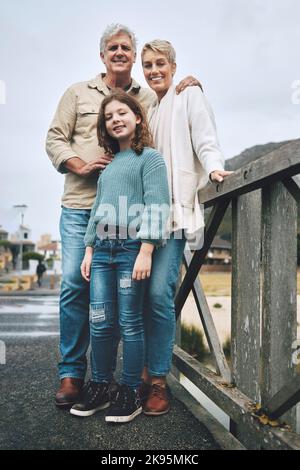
<box><xmin>173</xmin><ymin>139</ymin><xmax>300</xmax><ymax>450</ymax></box>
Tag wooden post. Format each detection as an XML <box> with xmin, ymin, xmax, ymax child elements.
<box><xmin>184</xmin><ymin>249</ymin><xmax>231</xmax><ymax>383</ymax></box>
<box><xmin>261</xmin><ymin>181</ymin><xmax>297</xmax><ymax>429</ymax></box>
<box><xmin>231</xmin><ymin>190</ymin><xmax>262</xmax><ymax>449</ymax></box>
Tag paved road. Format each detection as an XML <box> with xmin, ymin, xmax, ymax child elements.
<box><xmin>0</xmin><ymin>296</ymin><xmax>219</xmax><ymax>450</ymax></box>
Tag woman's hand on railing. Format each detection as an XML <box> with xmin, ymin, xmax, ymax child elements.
<box><xmin>209</xmin><ymin>170</ymin><xmax>234</xmax><ymax>183</ymax></box>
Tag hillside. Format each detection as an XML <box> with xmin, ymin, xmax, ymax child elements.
<box><xmin>207</xmin><ymin>139</ymin><xmax>300</xmax><ymax>243</ymax></box>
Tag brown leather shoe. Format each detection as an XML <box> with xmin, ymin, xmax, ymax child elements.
<box><xmin>138</xmin><ymin>381</ymin><xmax>152</xmax><ymax>406</ymax></box>
<box><xmin>55</xmin><ymin>377</ymin><xmax>84</xmax><ymax>408</ymax></box>
<box><xmin>143</xmin><ymin>383</ymin><xmax>170</xmax><ymax>416</ymax></box>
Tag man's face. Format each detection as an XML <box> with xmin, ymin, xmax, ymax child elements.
<box><xmin>101</xmin><ymin>33</ymin><xmax>136</xmax><ymax>76</ymax></box>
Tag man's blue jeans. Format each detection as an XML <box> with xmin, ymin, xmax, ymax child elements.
<box><xmin>59</xmin><ymin>207</ymin><xmax>90</xmax><ymax>379</ymax></box>
<box><xmin>144</xmin><ymin>233</ymin><xmax>186</xmax><ymax>377</ymax></box>
<box><xmin>89</xmin><ymin>237</ymin><xmax>145</xmax><ymax>389</ymax></box>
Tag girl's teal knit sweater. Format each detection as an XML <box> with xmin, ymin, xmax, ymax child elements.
<box><xmin>84</xmin><ymin>147</ymin><xmax>170</xmax><ymax>247</ymax></box>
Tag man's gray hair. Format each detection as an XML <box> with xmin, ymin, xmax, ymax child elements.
<box><xmin>100</xmin><ymin>24</ymin><xmax>137</xmax><ymax>54</ymax></box>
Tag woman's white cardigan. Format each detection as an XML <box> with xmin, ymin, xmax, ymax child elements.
<box><xmin>167</xmin><ymin>86</ymin><xmax>224</xmax><ymax>244</ymax></box>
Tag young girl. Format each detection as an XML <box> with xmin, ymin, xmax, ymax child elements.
<box><xmin>70</xmin><ymin>91</ymin><xmax>170</xmax><ymax>423</ymax></box>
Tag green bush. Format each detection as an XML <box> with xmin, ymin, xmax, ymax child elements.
<box><xmin>0</xmin><ymin>240</ymin><xmax>11</xmax><ymax>249</ymax></box>
<box><xmin>22</xmin><ymin>252</ymin><xmax>44</xmax><ymax>262</ymax></box>
<box><xmin>223</xmin><ymin>337</ymin><xmax>231</xmax><ymax>358</ymax></box>
<box><xmin>181</xmin><ymin>323</ymin><xmax>207</xmax><ymax>361</ymax></box>
<box><xmin>46</xmin><ymin>258</ymin><xmax>54</xmax><ymax>268</ymax></box>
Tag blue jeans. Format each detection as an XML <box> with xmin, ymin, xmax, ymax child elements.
<box><xmin>90</xmin><ymin>237</ymin><xmax>145</xmax><ymax>389</ymax></box>
<box><xmin>144</xmin><ymin>233</ymin><xmax>186</xmax><ymax>376</ymax></box>
<box><xmin>59</xmin><ymin>207</ymin><xmax>119</xmax><ymax>379</ymax></box>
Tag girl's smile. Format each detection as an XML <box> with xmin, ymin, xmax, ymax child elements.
<box><xmin>104</xmin><ymin>100</ymin><xmax>141</xmax><ymax>151</ymax></box>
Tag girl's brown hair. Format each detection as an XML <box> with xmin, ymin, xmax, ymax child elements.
<box><xmin>97</xmin><ymin>90</ymin><xmax>154</xmax><ymax>155</ymax></box>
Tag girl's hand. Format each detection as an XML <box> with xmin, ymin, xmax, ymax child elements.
<box><xmin>132</xmin><ymin>243</ymin><xmax>154</xmax><ymax>281</ymax></box>
<box><xmin>209</xmin><ymin>170</ymin><xmax>234</xmax><ymax>183</ymax></box>
<box><xmin>81</xmin><ymin>247</ymin><xmax>93</xmax><ymax>282</ymax></box>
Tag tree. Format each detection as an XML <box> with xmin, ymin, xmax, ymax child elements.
<box><xmin>0</xmin><ymin>240</ymin><xmax>11</xmax><ymax>249</ymax></box>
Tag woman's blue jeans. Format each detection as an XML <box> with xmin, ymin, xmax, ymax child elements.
<box><xmin>144</xmin><ymin>233</ymin><xmax>186</xmax><ymax>377</ymax></box>
<box><xmin>90</xmin><ymin>237</ymin><xmax>145</xmax><ymax>389</ymax></box>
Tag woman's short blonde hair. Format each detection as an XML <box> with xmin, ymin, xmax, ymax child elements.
<box><xmin>141</xmin><ymin>39</ymin><xmax>176</xmax><ymax>64</ymax></box>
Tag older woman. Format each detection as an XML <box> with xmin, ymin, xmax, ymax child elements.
<box><xmin>140</xmin><ymin>40</ymin><xmax>233</xmax><ymax>415</ymax></box>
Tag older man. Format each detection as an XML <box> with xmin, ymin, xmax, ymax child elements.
<box><xmin>46</xmin><ymin>24</ymin><xmax>198</xmax><ymax>408</ymax></box>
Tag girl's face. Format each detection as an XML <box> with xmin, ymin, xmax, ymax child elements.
<box><xmin>142</xmin><ymin>50</ymin><xmax>176</xmax><ymax>101</ymax></box>
<box><xmin>104</xmin><ymin>100</ymin><xmax>141</xmax><ymax>151</ymax></box>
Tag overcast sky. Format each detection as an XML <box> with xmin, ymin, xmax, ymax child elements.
<box><xmin>0</xmin><ymin>0</ymin><xmax>299</xmax><ymax>241</ymax></box>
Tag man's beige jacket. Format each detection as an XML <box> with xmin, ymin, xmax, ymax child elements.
<box><xmin>46</xmin><ymin>74</ymin><xmax>155</xmax><ymax>208</ymax></box>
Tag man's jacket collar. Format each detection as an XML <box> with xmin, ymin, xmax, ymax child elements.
<box><xmin>88</xmin><ymin>74</ymin><xmax>141</xmax><ymax>95</ymax></box>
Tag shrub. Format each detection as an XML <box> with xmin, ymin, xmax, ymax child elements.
<box><xmin>223</xmin><ymin>337</ymin><xmax>231</xmax><ymax>358</ymax></box>
<box><xmin>22</xmin><ymin>252</ymin><xmax>44</xmax><ymax>262</ymax></box>
<box><xmin>213</xmin><ymin>303</ymin><xmax>222</xmax><ymax>309</ymax></box>
<box><xmin>181</xmin><ymin>323</ymin><xmax>207</xmax><ymax>361</ymax></box>
<box><xmin>0</xmin><ymin>240</ymin><xmax>11</xmax><ymax>249</ymax></box>
<box><xmin>46</xmin><ymin>258</ymin><xmax>54</xmax><ymax>268</ymax></box>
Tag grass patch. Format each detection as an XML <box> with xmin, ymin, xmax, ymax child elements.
<box><xmin>198</xmin><ymin>271</ymin><xmax>300</xmax><ymax>295</ymax></box>
<box><xmin>181</xmin><ymin>323</ymin><xmax>207</xmax><ymax>361</ymax></box>
<box><xmin>199</xmin><ymin>272</ymin><xmax>231</xmax><ymax>296</ymax></box>
<box><xmin>223</xmin><ymin>337</ymin><xmax>231</xmax><ymax>359</ymax></box>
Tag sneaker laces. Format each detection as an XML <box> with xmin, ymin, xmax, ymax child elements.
<box><xmin>113</xmin><ymin>385</ymin><xmax>134</xmax><ymax>410</ymax></box>
<box><xmin>82</xmin><ymin>380</ymin><xmax>107</xmax><ymax>403</ymax></box>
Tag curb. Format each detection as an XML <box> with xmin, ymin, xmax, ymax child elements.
<box><xmin>167</xmin><ymin>373</ymin><xmax>245</xmax><ymax>450</ymax></box>
<box><xmin>0</xmin><ymin>290</ymin><xmax>60</xmax><ymax>297</ymax></box>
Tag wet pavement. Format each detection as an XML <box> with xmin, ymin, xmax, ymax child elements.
<box><xmin>0</xmin><ymin>296</ymin><xmax>220</xmax><ymax>450</ymax></box>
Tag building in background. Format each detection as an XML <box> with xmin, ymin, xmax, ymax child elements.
<box><xmin>10</xmin><ymin>225</ymin><xmax>35</xmax><ymax>270</ymax></box>
<box><xmin>0</xmin><ymin>226</ymin><xmax>8</xmax><ymax>241</ymax></box>
<box><xmin>37</xmin><ymin>234</ymin><xmax>61</xmax><ymax>274</ymax></box>
<box><xmin>0</xmin><ymin>225</ymin><xmax>13</xmax><ymax>272</ymax></box>
<box><xmin>203</xmin><ymin>237</ymin><xmax>232</xmax><ymax>272</ymax></box>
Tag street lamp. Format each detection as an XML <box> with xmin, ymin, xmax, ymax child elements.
<box><xmin>13</xmin><ymin>204</ymin><xmax>28</xmax><ymax>272</ymax></box>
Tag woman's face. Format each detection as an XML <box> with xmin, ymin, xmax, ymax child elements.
<box><xmin>142</xmin><ymin>50</ymin><xmax>176</xmax><ymax>101</ymax></box>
